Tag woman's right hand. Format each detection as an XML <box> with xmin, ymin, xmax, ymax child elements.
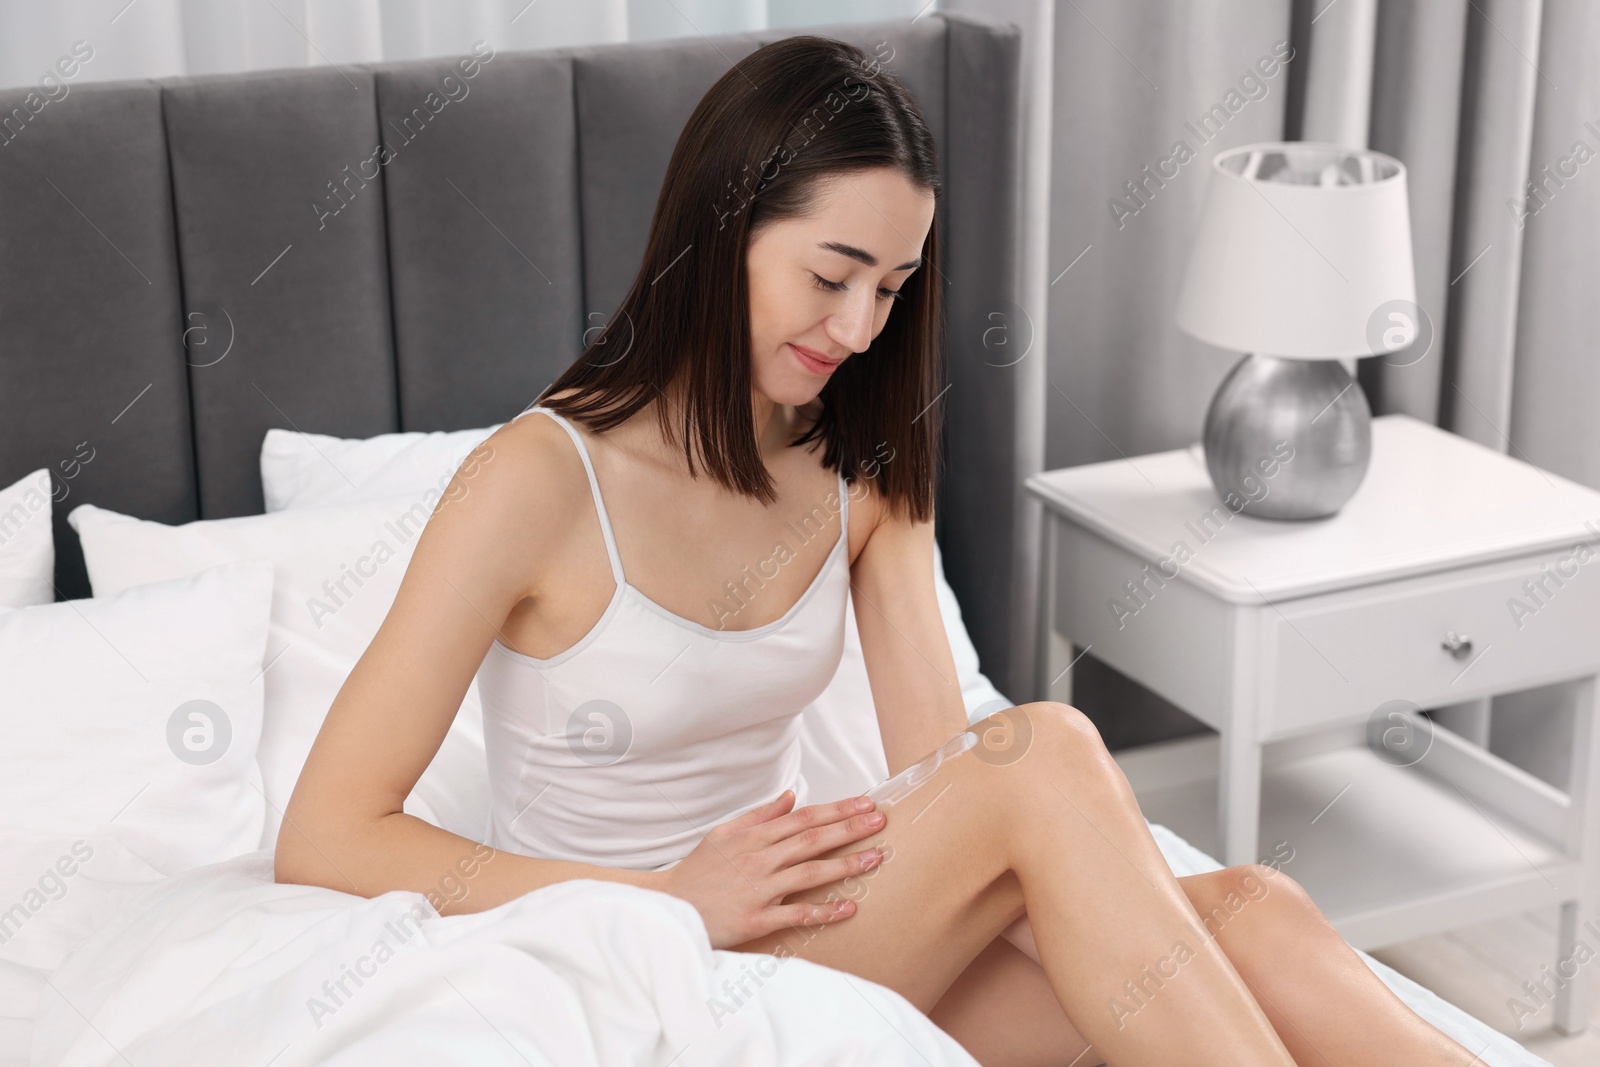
<box><xmin>653</xmin><ymin>790</ymin><xmax>888</xmax><ymax>949</ymax></box>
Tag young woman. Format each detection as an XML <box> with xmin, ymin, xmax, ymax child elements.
<box><xmin>277</xmin><ymin>35</ymin><xmax>1481</xmax><ymax>1066</ymax></box>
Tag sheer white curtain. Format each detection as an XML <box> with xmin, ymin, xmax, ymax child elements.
<box><xmin>0</xmin><ymin>0</ymin><xmax>935</xmax><ymax>89</ymax></box>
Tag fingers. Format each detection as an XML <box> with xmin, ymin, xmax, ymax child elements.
<box><xmin>764</xmin><ymin>807</ymin><xmax>885</xmax><ymax>871</ymax></box>
<box><xmin>771</xmin><ymin>846</ymin><xmax>884</xmax><ymax>899</ymax></box>
<box><xmin>750</xmin><ymin>794</ymin><xmax>878</xmax><ymax>849</ymax></box>
<box><xmin>722</xmin><ymin>789</ymin><xmax>797</xmax><ymax>833</ymax></box>
<box><xmin>767</xmin><ymin>897</ymin><xmax>857</xmax><ymax>935</ymax></box>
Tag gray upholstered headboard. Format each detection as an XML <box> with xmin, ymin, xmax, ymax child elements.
<box><xmin>0</xmin><ymin>14</ymin><xmax>1024</xmax><ymax>692</ymax></box>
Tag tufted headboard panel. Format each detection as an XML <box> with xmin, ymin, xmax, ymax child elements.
<box><xmin>0</xmin><ymin>13</ymin><xmax>1026</xmax><ymax>693</ymax></box>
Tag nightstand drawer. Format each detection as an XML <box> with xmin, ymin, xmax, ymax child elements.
<box><xmin>1261</xmin><ymin>549</ymin><xmax>1600</xmax><ymax>737</ymax></box>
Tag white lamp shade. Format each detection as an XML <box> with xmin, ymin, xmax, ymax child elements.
<box><xmin>1175</xmin><ymin>142</ymin><xmax>1417</xmax><ymax>360</ymax></box>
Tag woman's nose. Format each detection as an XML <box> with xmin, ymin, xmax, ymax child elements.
<box><xmin>832</xmin><ymin>293</ymin><xmax>875</xmax><ymax>353</ymax></box>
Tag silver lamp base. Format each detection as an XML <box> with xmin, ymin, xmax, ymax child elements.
<box><xmin>1202</xmin><ymin>353</ymin><xmax>1372</xmax><ymax>521</ymax></box>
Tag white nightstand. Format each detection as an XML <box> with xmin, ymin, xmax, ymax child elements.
<box><xmin>1026</xmin><ymin>414</ymin><xmax>1600</xmax><ymax>1034</ymax></box>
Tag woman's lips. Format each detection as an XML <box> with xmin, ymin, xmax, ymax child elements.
<box><xmin>791</xmin><ymin>343</ymin><xmax>842</xmax><ymax>375</ymax></box>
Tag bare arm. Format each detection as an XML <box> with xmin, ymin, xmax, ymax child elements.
<box><xmin>273</xmin><ymin>417</ymin><xmax>658</xmax><ymax>916</ymax></box>
<box><xmin>849</xmin><ymin>490</ymin><xmax>968</xmax><ymax>777</ymax></box>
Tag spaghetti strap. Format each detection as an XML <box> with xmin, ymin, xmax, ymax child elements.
<box><xmin>517</xmin><ymin>405</ymin><xmax>626</xmax><ymax>585</ymax></box>
<box><xmin>836</xmin><ymin>469</ymin><xmax>849</xmax><ymax>551</ymax></box>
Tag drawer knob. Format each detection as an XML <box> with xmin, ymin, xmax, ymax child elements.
<box><xmin>1441</xmin><ymin>631</ymin><xmax>1473</xmax><ymax>659</ymax></box>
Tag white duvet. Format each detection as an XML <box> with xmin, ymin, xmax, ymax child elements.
<box><xmin>21</xmin><ymin>824</ymin><xmax>1553</xmax><ymax>1067</ymax></box>
<box><xmin>28</xmin><ymin>847</ymin><xmax>973</xmax><ymax>1066</ymax></box>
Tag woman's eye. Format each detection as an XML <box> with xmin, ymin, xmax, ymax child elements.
<box><xmin>812</xmin><ymin>273</ymin><xmax>905</xmax><ymax>302</ymax></box>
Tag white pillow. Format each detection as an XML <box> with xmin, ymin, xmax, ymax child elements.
<box><xmin>0</xmin><ymin>468</ymin><xmax>55</xmax><ymax>607</ymax></box>
<box><xmin>67</xmin><ymin>498</ymin><xmax>491</xmax><ymax>849</ymax></box>
<box><xmin>256</xmin><ymin>421</ymin><xmax>1012</xmax><ymax>813</ymax></box>
<box><xmin>261</xmin><ymin>424</ymin><xmax>501</xmax><ymax>512</ymax></box>
<box><xmin>0</xmin><ymin>560</ymin><xmax>273</xmax><ymax>871</ymax></box>
<box><xmin>0</xmin><ymin>560</ymin><xmax>270</xmax><ymax>1059</ymax></box>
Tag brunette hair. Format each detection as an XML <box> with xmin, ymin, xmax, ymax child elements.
<box><xmin>535</xmin><ymin>34</ymin><xmax>943</xmax><ymax>522</ymax></box>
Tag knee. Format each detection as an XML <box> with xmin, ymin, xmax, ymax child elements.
<box><xmin>1200</xmin><ymin>864</ymin><xmax>1328</xmax><ymax>939</ymax></box>
<box><xmin>970</xmin><ymin>701</ymin><xmax>1119</xmax><ymax>778</ymax></box>
<box><xmin>1246</xmin><ymin>864</ymin><xmax>1322</xmax><ymax>922</ymax></box>
<box><xmin>1028</xmin><ymin>701</ymin><xmax>1115</xmax><ymax>766</ymax></box>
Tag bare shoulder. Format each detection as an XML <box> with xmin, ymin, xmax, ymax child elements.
<box><xmin>844</xmin><ymin>470</ymin><xmax>889</xmax><ymax>558</ymax></box>
<box><xmin>789</xmin><ymin>399</ymin><xmax>896</xmax><ymax>565</ymax></box>
<box><xmin>431</xmin><ymin>406</ymin><xmax>594</xmax><ymax>599</ymax></box>
<box><xmin>836</xmin><ymin>433</ymin><xmax>931</xmax><ymax>569</ymax></box>
<box><xmin>471</xmin><ymin>407</ymin><xmax>591</xmax><ymax>510</ymax></box>
<box><xmin>850</xmin><ymin>481</ymin><xmax>930</xmax><ymax>557</ymax></box>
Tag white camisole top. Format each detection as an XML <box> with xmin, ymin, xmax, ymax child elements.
<box><xmin>477</xmin><ymin>405</ymin><xmax>850</xmax><ymax>872</ymax></box>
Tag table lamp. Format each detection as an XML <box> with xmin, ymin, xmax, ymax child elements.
<box><xmin>1175</xmin><ymin>142</ymin><xmax>1419</xmax><ymax>520</ymax></box>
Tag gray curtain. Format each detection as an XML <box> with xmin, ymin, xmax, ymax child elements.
<box><xmin>1365</xmin><ymin>0</ymin><xmax>1600</xmax><ymax>791</ymax></box>
<box><xmin>1034</xmin><ymin>0</ymin><xmax>1600</xmax><ymax>788</ymax></box>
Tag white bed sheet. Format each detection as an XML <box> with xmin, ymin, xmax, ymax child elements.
<box><xmin>8</xmin><ymin>822</ymin><xmax>1554</xmax><ymax>1067</ymax></box>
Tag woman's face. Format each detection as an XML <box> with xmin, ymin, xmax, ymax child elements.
<box><xmin>745</xmin><ymin>167</ymin><xmax>936</xmax><ymax>406</ymax></box>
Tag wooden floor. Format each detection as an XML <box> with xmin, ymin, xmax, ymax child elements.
<box><xmin>1370</xmin><ymin>905</ymin><xmax>1600</xmax><ymax>1066</ymax></box>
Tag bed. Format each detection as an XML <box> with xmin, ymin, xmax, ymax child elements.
<box><xmin>0</xmin><ymin>11</ymin><xmax>1554</xmax><ymax>1065</ymax></box>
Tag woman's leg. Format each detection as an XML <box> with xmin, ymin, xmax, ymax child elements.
<box><xmin>1177</xmin><ymin>863</ymin><xmax>1482</xmax><ymax>1065</ymax></box>
<box><xmin>930</xmin><ymin>933</ymin><xmax>1101</xmax><ymax>1066</ymax></box>
<box><xmin>931</xmin><ymin>865</ymin><xmax>1484</xmax><ymax>1066</ymax></box>
<box><xmin>731</xmin><ymin>702</ymin><xmax>1298</xmax><ymax>1065</ymax></box>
